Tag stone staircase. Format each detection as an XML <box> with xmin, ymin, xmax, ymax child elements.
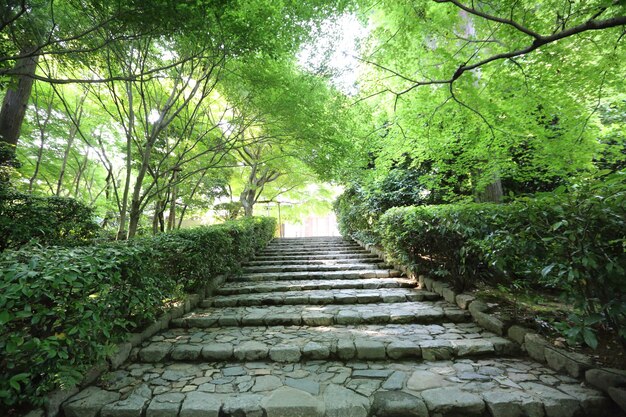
<box><xmin>62</xmin><ymin>237</ymin><xmax>615</xmax><ymax>417</ymax></box>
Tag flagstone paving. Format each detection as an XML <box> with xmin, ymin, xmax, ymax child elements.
<box><xmin>63</xmin><ymin>236</ymin><xmax>616</xmax><ymax>417</ymax></box>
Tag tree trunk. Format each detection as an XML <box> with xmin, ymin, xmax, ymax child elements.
<box><xmin>167</xmin><ymin>170</ymin><xmax>178</xmax><ymax>231</ymax></box>
<box><xmin>177</xmin><ymin>169</ymin><xmax>208</xmax><ymax>229</ymax></box>
<box><xmin>56</xmin><ymin>91</ymin><xmax>86</xmax><ymax>195</ymax></box>
<box><xmin>117</xmin><ymin>81</ymin><xmax>134</xmax><ymax>240</ymax></box>
<box><xmin>73</xmin><ymin>153</ymin><xmax>89</xmax><ymax>197</ymax></box>
<box><xmin>28</xmin><ymin>132</ymin><xmax>46</xmax><ymax>192</ymax></box>
<box><xmin>101</xmin><ymin>170</ymin><xmax>114</xmax><ymax>229</ymax></box>
<box><xmin>28</xmin><ymin>98</ymin><xmax>53</xmax><ymax>192</ymax></box>
<box><xmin>0</xmin><ymin>49</ymin><xmax>38</xmax><ymax>164</ymax></box>
<box><xmin>477</xmin><ymin>172</ymin><xmax>504</xmax><ymax>203</ymax></box>
<box><xmin>56</xmin><ymin>125</ymin><xmax>77</xmax><ymax>195</ymax></box>
<box><xmin>128</xmin><ymin>199</ymin><xmax>142</xmax><ymax>238</ymax></box>
<box><xmin>240</xmin><ymin>188</ymin><xmax>256</xmax><ymax>217</ymax></box>
<box><xmin>152</xmin><ymin>199</ymin><xmax>167</xmax><ymax>234</ymax></box>
<box><xmin>127</xmin><ymin>139</ymin><xmax>155</xmax><ymax>238</ymax></box>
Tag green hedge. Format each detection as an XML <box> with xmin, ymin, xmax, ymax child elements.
<box><xmin>0</xmin><ymin>216</ymin><xmax>276</xmax><ymax>408</ymax></box>
<box><xmin>0</xmin><ymin>188</ymin><xmax>99</xmax><ymax>252</ymax></box>
<box><xmin>147</xmin><ymin>216</ymin><xmax>276</xmax><ymax>292</ymax></box>
<box><xmin>379</xmin><ymin>203</ymin><xmax>498</xmax><ymax>290</ymax></box>
<box><xmin>376</xmin><ymin>173</ymin><xmax>626</xmax><ymax>346</ymax></box>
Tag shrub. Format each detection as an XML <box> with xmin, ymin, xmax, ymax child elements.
<box><xmin>213</xmin><ymin>201</ymin><xmax>243</xmax><ymax>221</ymax></box>
<box><xmin>0</xmin><ymin>243</ymin><xmax>169</xmax><ymax>407</ymax></box>
<box><xmin>0</xmin><ymin>216</ymin><xmax>276</xmax><ymax>408</ymax></box>
<box><xmin>377</xmin><ymin>173</ymin><xmax>625</xmax><ymax>346</ymax></box>
<box><xmin>498</xmin><ymin>174</ymin><xmax>626</xmax><ymax>347</ymax></box>
<box><xmin>0</xmin><ymin>188</ymin><xmax>99</xmax><ymax>251</ymax></box>
<box><xmin>367</xmin><ymin>168</ymin><xmax>443</xmax><ymax>214</ymax></box>
<box><xmin>333</xmin><ymin>185</ymin><xmax>379</xmax><ymax>243</ymax></box>
<box><xmin>149</xmin><ymin>216</ymin><xmax>277</xmax><ymax>291</ymax></box>
<box><xmin>379</xmin><ymin>203</ymin><xmax>503</xmax><ymax>291</ymax></box>
<box><xmin>334</xmin><ymin>170</ymin><xmax>447</xmax><ymax>245</ymax></box>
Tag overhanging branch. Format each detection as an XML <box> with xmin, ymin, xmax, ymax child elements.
<box><xmin>387</xmin><ymin>2</ymin><xmax>626</xmax><ymax>95</ymax></box>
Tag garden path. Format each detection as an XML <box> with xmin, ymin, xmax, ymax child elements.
<box><xmin>62</xmin><ymin>237</ymin><xmax>611</xmax><ymax>416</ymax></box>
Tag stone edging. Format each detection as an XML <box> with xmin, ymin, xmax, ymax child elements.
<box><xmin>27</xmin><ymin>275</ymin><xmax>227</xmax><ymax>417</ymax></box>
<box><xmin>352</xmin><ymin>237</ymin><xmax>626</xmax><ymax>413</ymax></box>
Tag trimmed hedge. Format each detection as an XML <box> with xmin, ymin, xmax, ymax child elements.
<box><xmin>147</xmin><ymin>216</ymin><xmax>277</xmax><ymax>292</ymax></box>
<box><xmin>379</xmin><ymin>203</ymin><xmax>497</xmax><ymax>290</ymax></box>
<box><xmin>0</xmin><ymin>216</ymin><xmax>276</xmax><ymax>408</ymax></box>
<box><xmin>0</xmin><ymin>188</ymin><xmax>99</xmax><ymax>251</ymax></box>
<box><xmin>377</xmin><ymin>174</ymin><xmax>625</xmax><ymax>346</ymax></box>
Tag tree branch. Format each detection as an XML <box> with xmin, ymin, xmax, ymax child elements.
<box><xmin>399</xmin><ymin>12</ymin><xmax>626</xmax><ymax>92</ymax></box>
<box><xmin>0</xmin><ymin>0</ymin><xmax>26</xmax><ymax>33</ymax></box>
<box><xmin>434</xmin><ymin>0</ymin><xmax>542</xmax><ymax>39</ymax></box>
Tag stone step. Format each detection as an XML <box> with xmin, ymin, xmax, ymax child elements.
<box><xmin>262</xmin><ymin>247</ymin><xmax>363</xmax><ymax>253</ymax></box>
<box><xmin>216</xmin><ymin>278</ymin><xmax>418</xmax><ymax>296</ymax></box>
<box><xmin>258</xmin><ymin>246</ymin><xmax>369</xmax><ymax>253</ymax></box>
<box><xmin>265</xmin><ymin>242</ymin><xmax>361</xmax><ymax>249</ymax></box>
<box><xmin>63</xmin><ymin>358</ymin><xmax>613</xmax><ymax>417</ymax></box>
<box><xmin>252</xmin><ymin>253</ymin><xmax>381</xmax><ymax>261</ymax></box>
<box><xmin>170</xmin><ymin>301</ymin><xmax>470</xmax><ymax>328</ymax></box>
<box><xmin>203</xmin><ymin>288</ymin><xmax>439</xmax><ymax>308</ymax></box>
<box><xmin>269</xmin><ymin>237</ymin><xmax>346</xmax><ymax>242</ymax></box>
<box><xmin>244</xmin><ymin>257</ymin><xmax>383</xmax><ymax>267</ymax></box>
<box><xmin>256</xmin><ymin>251</ymin><xmax>371</xmax><ymax>259</ymax></box>
<box><xmin>273</xmin><ymin>236</ymin><xmax>345</xmax><ymax>241</ymax></box>
<box><xmin>136</xmin><ymin>323</ymin><xmax>518</xmax><ymax>364</ymax></box>
<box><xmin>241</xmin><ymin>263</ymin><xmax>390</xmax><ymax>273</ymax></box>
<box><xmin>264</xmin><ymin>246</ymin><xmax>362</xmax><ymax>252</ymax></box>
<box><xmin>230</xmin><ymin>269</ymin><xmax>402</xmax><ymax>282</ymax></box>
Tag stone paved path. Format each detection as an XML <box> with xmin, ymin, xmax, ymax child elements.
<box><xmin>63</xmin><ymin>237</ymin><xmax>613</xmax><ymax>417</ymax></box>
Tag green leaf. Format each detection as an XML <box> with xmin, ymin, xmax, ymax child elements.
<box><xmin>541</xmin><ymin>264</ymin><xmax>556</xmax><ymax>277</ymax></box>
<box><xmin>0</xmin><ymin>310</ymin><xmax>10</xmax><ymax>325</ymax></box>
<box><xmin>582</xmin><ymin>328</ymin><xmax>598</xmax><ymax>350</ymax></box>
<box><xmin>6</xmin><ymin>341</ymin><xmax>17</xmax><ymax>354</ymax></box>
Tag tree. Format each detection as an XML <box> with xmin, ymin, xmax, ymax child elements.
<box><xmin>349</xmin><ymin>0</ymin><xmax>626</xmax><ymax>200</ymax></box>
<box><xmin>1</xmin><ymin>0</ymin><xmax>350</xmax><ymax>165</ymax></box>
<box><xmin>222</xmin><ymin>56</ymin><xmax>360</xmax><ymax>178</ymax></box>
<box><xmin>236</xmin><ymin>144</ymin><xmax>284</xmax><ymax>217</ymax></box>
<box><xmin>1</xmin><ymin>0</ymin><xmax>148</xmax><ymax>162</ymax></box>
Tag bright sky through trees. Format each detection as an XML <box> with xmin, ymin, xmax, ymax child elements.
<box><xmin>297</xmin><ymin>14</ymin><xmax>368</xmax><ymax>95</ymax></box>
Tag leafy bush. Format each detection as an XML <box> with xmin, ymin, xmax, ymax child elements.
<box><xmin>0</xmin><ymin>216</ymin><xmax>276</xmax><ymax>408</ymax></box>
<box><xmin>367</xmin><ymin>168</ymin><xmax>443</xmax><ymax>214</ymax></box>
<box><xmin>334</xmin><ymin>169</ymin><xmax>447</xmax><ymax>244</ymax></box>
<box><xmin>379</xmin><ymin>203</ymin><xmax>501</xmax><ymax>291</ymax></box>
<box><xmin>150</xmin><ymin>216</ymin><xmax>277</xmax><ymax>291</ymax></box>
<box><xmin>0</xmin><ymin>188</ymin><xmax>99</xmax><ymax>251</ymax></box>
<box><xmin>376</xmin><ymin>173</ymin><xmax>626</xmax><ymax>346</ymax></box>
<box><xmin>0</xmin><ymin>243</ymin><xmax>168</xmax><ymax>407</ymax></box>
<box><xmin>333</xmin><ymin>185</ymin><xmax>378</xmax><ymax>243</ymax></box>
<box><xmin>214</xmin><ymin>201</ymin><xmax>244</xmax><ymax>221</ymax></box>
<box><xmin>498</xmin><ymin>174</ymin><xmax>626</xmax><ymax>347</ymax></box>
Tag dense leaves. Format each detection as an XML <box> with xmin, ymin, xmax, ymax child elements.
<box><xmin>0</xmin><ymin>216</ymin><xmax>276</xmax><ymax>408</ymax></box>
<box><xmin>2</xmin><ymin>0</ymin><xmax>353</xmax><ymax>233</ymax></box>
<box><xmin>333</xmin><ymin>168</ymin><xmax>447</xmax><ymax>242</ymax></box>
<box><xmin>331</xmin><ymin>0</ymin><xmax>626</xmax><ymax>351</ymax></box>
<box><xmin>0</xmin><ymin>187</ymin><xmax>99</xmax><ymax>251</ymax></box>
<box><xmin>148</xmin><ymin>216</ymin><xmax>277</xmax><ymax>291</ymax></box>
<box><xmin>345</xmin><ymin>0</ymin><xmax>626</xmax><ymax>199</ymax></box>
<box><xmin>372</xmin><ymin>173</ymin><xmax>626</xmax><ymax>347</ymax></box>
